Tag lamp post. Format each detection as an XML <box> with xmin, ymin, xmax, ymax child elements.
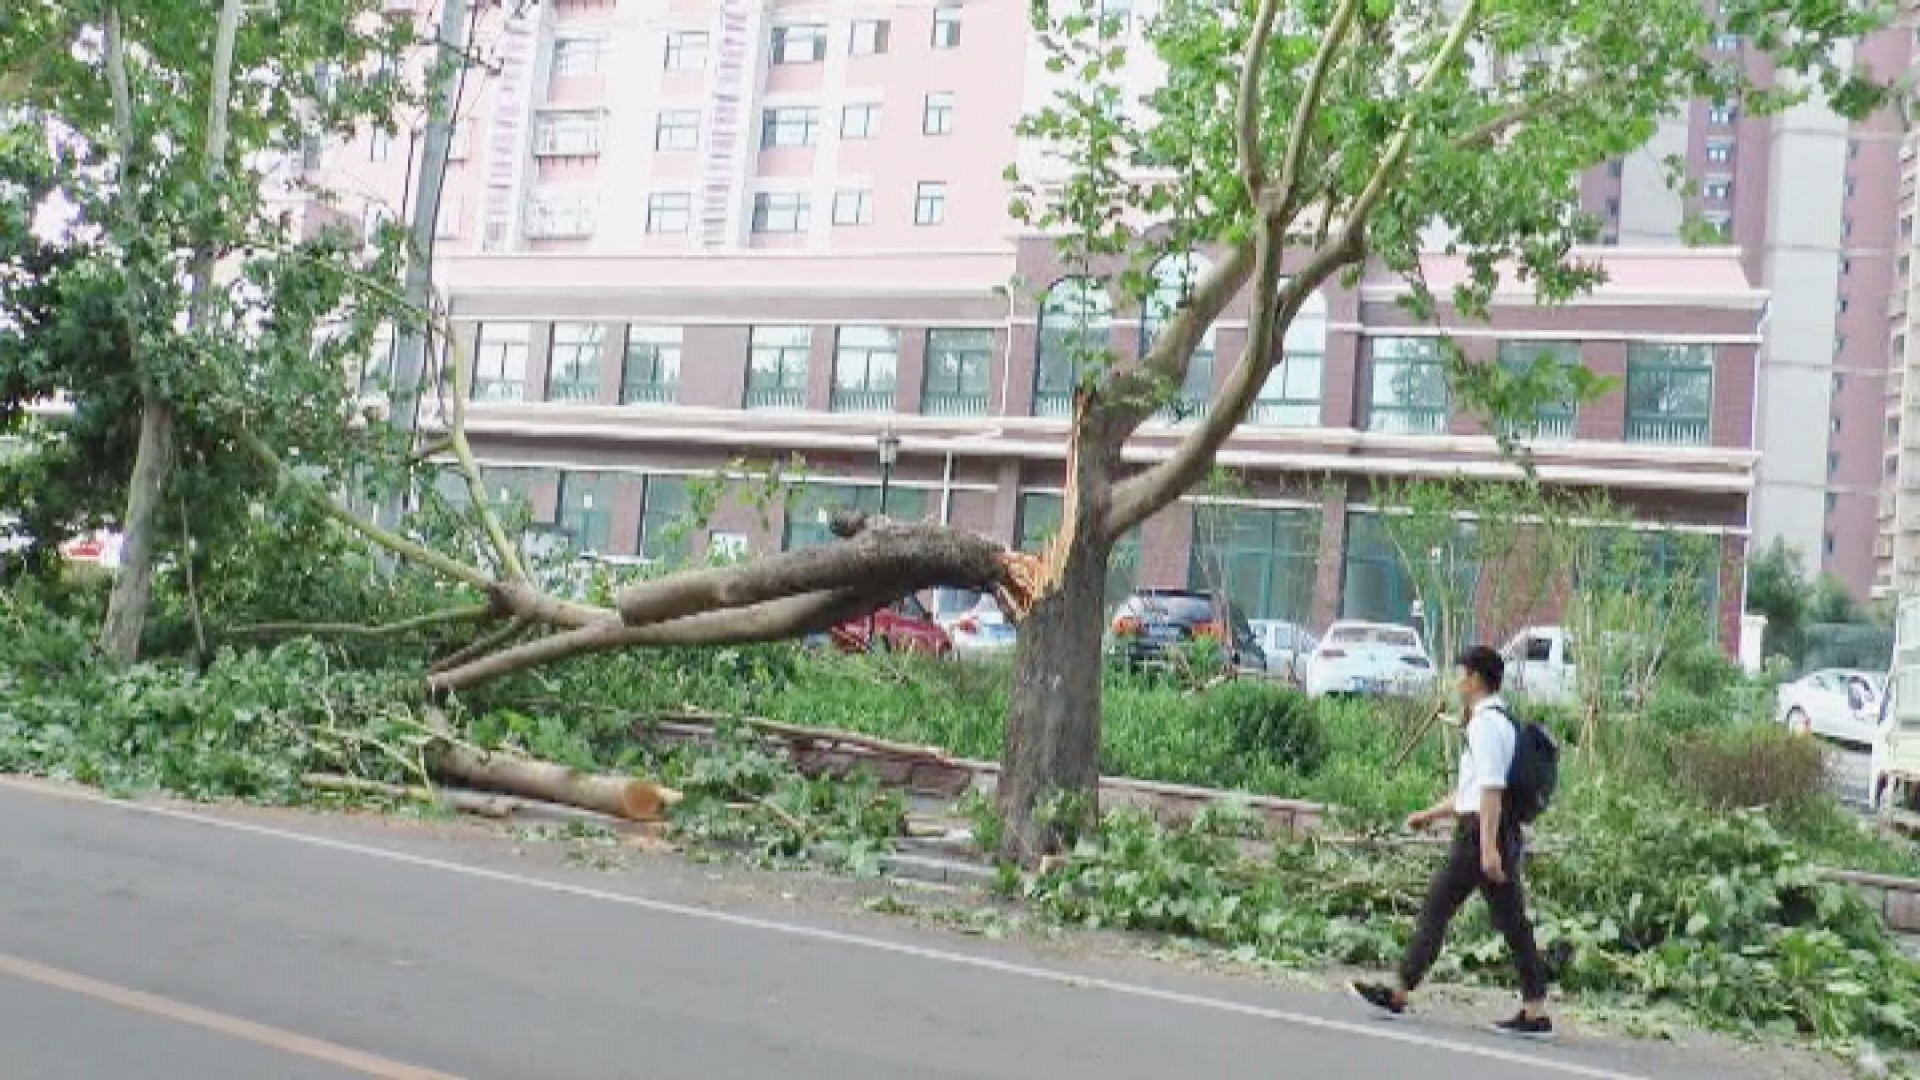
<box><xmin>868</xmin><ymin>427</ymin><xmax>902</xmax><ymax>651</ymax></box>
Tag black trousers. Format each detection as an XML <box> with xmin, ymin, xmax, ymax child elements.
<box><xmin>1398</xmin><ymin>816</ymin><xmax>1549</xmax><ymax>1002</ymax></box>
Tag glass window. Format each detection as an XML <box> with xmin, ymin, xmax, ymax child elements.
<box><xmin>638</xmin><ymin>475</ymin><xmax>693</xmax><ymax>562</ymax></box>
<box><xmin>931</xmin><ymin>7</ymin><xmax>961</xmax><ymax>48</ymax></box>
<box><xmin>832</xmin><ymin>189</ymin><xmax>873</xmax><ymax>226</ymax></box>
<box><xmin>850</xmin><ymin>19</ymin><xmax>889</xmax><ymax>54</ymax></box>
<box><xmin>621</xmin><ymin>326</ymin><xmax>681</xmax><ymax>405</ymax></box>
<box><xmin>557</xmin><ymin>471</ymin><xmax>613</xmax><ymax>554</ymax></box>
<box><xmin>762</xmin><ymin>107</ymin><xmax>820</xmax><ymax>149</ymax></box>
<box><xmin>525</xmin><ymin>196</ymin><xmax>596</xmax><ymax>239</ymax></box>
<box><xmin>656</xmin><ymin>110</ymin><xmax>699</xmax><ymax>151</ymax></box>
<box><xmin>1367</xmin><ymin>337</ymin><xmax>1448</xmax><ymax>434</ymax></box>
<box><xmin>546</xmin><ymin>323</ymin><xmax>603</xmax><ymax>403</ymax></box>
<box><xmin>751</xmin><ymin>192</ymin><xmax>810</xmax><ymax>234</ymax></box>
<box><xmin>1705</xmin><ymin>140</ymin><xmax>1733</xmax><ymax>163</ymax></box>
<box><xmin>1140</xmin><ymin>253</ymin><xmax>1216</xmax><ymax>420</ymax></box>
<box><xmin>923</xmin><ymin>329</ymin><xmax>993</xmax><ymax>416</ymax></box>
<box><xmin>1340</xmin><ymin>512</ymin><xmax>1477</xmax><ymax>637</ymax></box>
<box><xmin>1495</xmin><ymin>340</ymin><xmax>1578</xmax><ymax>441</ymax></box>
<box><xmin>645</xmin><ymin>192</ymin><xmax>691</xmax><ymax>234</ymax></box>
<box><xmin>1625</xmin><ymin>343</ymin><xmax>1713</xmax><ymax>445</ymax></box>
<box><xmin>913</xmin><ymin>182</ymin><xmax>946</xmax><ymax>225</ymax></box>
<box><xmin>472</xmin><ymin>322</ymin><xmax>530</xmax><ymax>402</ymax></box>
<box><xmin>831</xmin><ymin>327</ymin><xmax>898</xmax><ymax>412</ymax></box>
<box><xmin>1251</xmin><ymin>285</ymin><xmax>1326</xmax><ymax>426</ymax></box>
<box><xmin>479</xmin><ymin>466</ymin><xmax>555</xmax><ymax>525</ymax></box>
<box><xmin>663</xmin><ymin>31</ymin><xmax>707</xmax><ymax>70</ymax></box>
<box><xmin>552</xmin><ymin>37</ymin><xmax>604</xmax><ymax>76</ymax></box>
<box><xmin>842</xmin><ymin>103</ymin><xmax>880</xmax><ymax>139</ymax></box>
<box><xmin>923</xmin><ymin>93</ymin><xmax>954</xmax><ymax>135</ymax></box>
<box><xmin>1033</xmin><ymin>278</ymin><xmax>1112</xmax><ymax>417</ymax></box>
<box><xmin>746</xmin><ymin>326</ymin><xmax>811</xmax><ymax>409</ymax></box>
<box><xmin>1188</xmin><ymin>505</ymin><xmax>1318</xmax><ymax>624</ymax></box>
<box><xmin>534</xmin><ymin>110</ymin><xmax>604</xmax><ymax>156</ymax></box>
<box><xmin>771</xmin><ymin>24</ymin><xmax>827</xmax><ymax>64</ymax></box>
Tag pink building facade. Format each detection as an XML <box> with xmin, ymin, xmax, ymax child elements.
<box><xmin>311</xmin><ymin>0</ymin><xmax>1775</xmax><ymax>648</ymax></box>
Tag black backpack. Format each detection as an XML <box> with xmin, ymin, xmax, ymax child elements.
<box><xmin>1491</xmin><ymin>705</ymin><xmax>1559</xmax><ymax>825</ymax></box>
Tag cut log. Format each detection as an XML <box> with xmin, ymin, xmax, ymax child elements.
<box><xmin>301</xmin><ymin>772</ymin><xmax>522</xmax><ymax>819</ymax></box>
<box><xmin>654</xmin><ymin>711</ymin><xmax>953</xmax><ymax>761</ymax></box>
<box><xmin>426</xmin><ymin>743</ymin><xmax>682</xmax><ymax>822</ymax></box>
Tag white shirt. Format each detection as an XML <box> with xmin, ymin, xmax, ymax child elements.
<box><xmin>1454</xmin><ymin>695</ymin><xmax>1516</xmax><ymax>816</ymax></box>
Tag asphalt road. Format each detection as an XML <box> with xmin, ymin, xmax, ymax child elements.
<box><xmin>0</xmin><ymin>780</ymin><xmax>1824</xmax><ymax>1080</ymax></box>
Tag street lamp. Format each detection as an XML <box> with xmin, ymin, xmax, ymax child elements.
<box><xmin>877</xmin><ymin>426</ymin><xmax>901</xmax><ymax>516</ymax></box>
<box><xmin>869</xmin><ymin>427</ymin><xmax>902</xmax><ymax>652</ymax></box>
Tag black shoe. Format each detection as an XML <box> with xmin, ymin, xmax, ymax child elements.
<box><xmin>1350</xmin><ymin>981</ymin><xmax>1406</xmax><ymax>1015</ymax></box>
<box><xmin>1491</xmin><ymin>1012</ymin><xmax>1554</xmax><ymax>1039</ymax></box>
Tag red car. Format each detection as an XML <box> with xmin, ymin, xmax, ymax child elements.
<box><xmin>825</xmin><ymin>593</ymin><xmax>952</xmax><ymax>656</ymax></box>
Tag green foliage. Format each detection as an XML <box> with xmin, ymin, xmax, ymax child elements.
<box><xmin>1208</xmin><ymin>681</ymin><xmax>1328</xmax><ymax>775</ymax></box>
<box><xmin>1026</xmin><ymin>773</ymin><xmax>1920</xmax><ymax>1053</ymax></box>
<box><xmin>1677</xmin><ymin>724</ymin><xmax>1830</xmax><ymax>816</ymax></box>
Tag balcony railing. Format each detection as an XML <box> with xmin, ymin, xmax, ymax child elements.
<box><xmin>1032</xmin><ymin>391</ymin><xmax>1074</xmax><ymax>418</ymax></box>
<box><xmin>922</xmin><ymin>391</ymin><xmax>988</xmax><ymax>417</ymax></box>
<box><xmin>829</xmin><ymin>388</ymin><xmax>895</xmax><ymax>413</ymax></box>
<box><xmin>1150</xmin><ymin>396</ymin><xmax>1210</xmax><ymax>425</ymax></box>
<box><xmin>546</xmin><ymin>380</ymin><xmax>599</xmax><ymax>404</ymax></box>
<box><xmin>1246</xmin><ymin>400</ymin><xmax>1319</xmax><ymax>427</ymax></box>
<box><xmin>1499</xmin><ymin>412</ymin><xmax>1575</xmax><ymax>442</ymax></box>
<box><xmin>744</xmin><ymin>387</ymin><xmax>808</xmax><ymax>410</ymax></box>
<box><xmin>1624</xmin><ymin>415</ymin><xmax>1709</xmax><ymax>446</ymax></box>
<box><xmin>1368</xmin><ymin>407</ymin><xmax>1448</xmax><ymax>435</ymax></box>
<box><xmin>471</xmin><ymin>379</ymin><xmax>525</xmax><ymax>404</ymax></box>
<box><xmin>620</xmin><ymin>383</ymin><xmax>677</xmax><ymax>406</ymax></box>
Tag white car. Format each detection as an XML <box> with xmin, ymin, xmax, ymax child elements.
<box><xmin>943</xmin><ymin>592</ymin><xmax>1017</xmax><ymax>656</ymax></box>
<box><xmin>1778</xmin><ymin>668</ymin><xmax>1884</xmax><ymax>746</ymax></box>
<box><xmin>1303</xmin><ymin>621</ymin><xmax>1437</xmax><ymax>699</ymax></box>
<box><xmin>1250</xmin><ymin>620</ymin><xmax>1317</xmax><ymax>683</ymax></box>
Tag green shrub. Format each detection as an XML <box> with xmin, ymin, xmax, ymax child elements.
<box><xmin>1676</xmin><ymin>724</ymin><xmax>1828</xmax><ymax>815</ymax></box>
<box><xmin>1207</xmin><ymin>681</ymin><xmax>1328</xmax><ymax>775</ymax></box>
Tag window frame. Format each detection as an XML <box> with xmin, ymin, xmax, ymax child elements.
<box><xmin>922</xmin><ymin>329</ymin><xmax>993</xmax><ymax>414</ymax></box>
<box><xmin>761</xmin><ymin>107</ymin><xmax>821</xmax><ymax>149</ymax></box>
<box><xmin>841</xmin><ymin>102</ymin><xmax>880</xmax><ymax>139</ymax></box>
<box><xmin>1366</xmin><ymin>336</ymin><xmax>1449</xmax><ymax>434</ymax></box>
<box><xmin>663</xmin><ymin>31</ymin><xmax>708</xmax><ymax>70</ymax></box>
<box><xmin>472</xmin><ymin>322</ymin><xmax>531</xmax><ymax>403</ymax></box>
<box><xmin>913</xmin><ymin>181</ymin><xmax>947</xmax><ymax>225</ymax></box>
<box><xmin>931</xmin><ymin>6</ymin><xmax>961</xmax><ymax>48</ymax></box>
<box><xmin>1624</xmin><ymin>342</ymin><xmax>1714</xmax><ymax>446</ymax></box>
<box><xmin>831</xmin><ymin>326</ymin><xmax>900</xmax><ymax>411</ymax></box>
<box><xmin>746</xmin><ymin>326</ymin><xmax>812</xmax><ymax>408</ymax></box>
<box><xmin>922</xmin><ymin>92</ymin><xmax>954</xmax><ymax>136</ymax></box>
<box><xmin>849</xmin><ymin>18</ymin><xmax>890</xmax><ymax>55</ymax></box>
<box><xmin>655</xmin><ymin>110</ymin><xmax>700</xmax><ymax>151</ymax></box>
<box><xmin>771</xmin><ymin>24</ymin><xmax>828</xmax><ymax>65</ymax></box>
<box><xmin>546</xmin><ymin>322</ymin><xmax>604</xmax><ymax>403</ymax></box>
<box><xmin>645</xmin><ymin>192</ymin><xmax>691</xmax><ymax>234</ymax></box>
<box><xmin>621</xmin><ymin>326</ymin><xmax>682</xmax><ymax>405</ymax></box>
<box><xmin>832</xmin><ymin>188</ymin><xmax>874</xmax><ymax>226</ymax></box>
<box><xmin>751</xmin><ymin>192</ymin><xmax>811</xmax><ymax>234</ymax></box>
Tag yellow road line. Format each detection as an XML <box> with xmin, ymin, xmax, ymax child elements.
<box><xmin>0</xmin><ymin>951</ymin><xmax>465</xmax><ymax>1080</ymax></box>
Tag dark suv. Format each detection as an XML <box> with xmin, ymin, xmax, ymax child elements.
<box><xmin>1107</xmin><ymin>589</ymin><xmax>1265</xmax><ymax>674</ymax></box>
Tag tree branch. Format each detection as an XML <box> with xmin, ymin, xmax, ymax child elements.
<box><xmin>226</xmin><ymin>604</ymin><xmax>495</xmax><ymax>642</ymax></box>
<box><xmin>615</xmin><ymin>516</ymin><xmax>1007</xmax><ymax>627</ymax></box>
<box><xmin>238</xmin><ymin>427</ymin><xmax>498</xmax><ymax>594</ymax></box>
<box><xmin>429</xmin><ymin>615</ymin><xmax>532</xmax><ymax>676</ymax></box>
<box><xmin>1107</xmin><ymin>231</ymin><xmax>1360</xmax><ymax>532</ymax></box>
<box><xmin>1235</xmin><ymin>0</ymin><xmax>1285</xmax><ymax>197</ymax></box>
<box><xmin>439</xmin><ymin>320</ymin><xmax>528</xmax><ymax>583</ymax></box>
<box><xmin>1338</xmin><ymin>0</ymin><xmax>1485</xmax><ymax>243</ymax></box>
<box><xmin>430</xmin><ymin>590</ymin><xmax>888</xmax><ymax>694</ymax></box>
<box><xmin>1269</xmin><ymin>0</ymin><xmax>1362</xmax><ymax>217</ymax></box>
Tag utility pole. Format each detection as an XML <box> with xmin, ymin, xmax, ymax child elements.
<box><xmin>381</xmin><ymin>0</ymin><xmax>471</xmax><ymax>528</ymax></box>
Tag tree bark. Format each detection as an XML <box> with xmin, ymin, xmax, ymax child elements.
<box><xmin>100</xmin><ymin>402</ymin><xmax>175</xmax><ymax>661</ymax></box>
<box><xmin>100</xmin><ymin>0</ymin><xmax>246</xmax><ymax>663</ymax></box>
<box><xmin>426</xmin><ymin>742</ymin><xmax>681</xmax><ymax>821</ymax></box>
<box><xmin>997</xmin><ymin>422</ymin><xmax>1117</xmax><ymax>863</ymax></box>
<box><xmin>999</xmin><ymin>527</ymin><xmax>1112</xmax><ymax>863</ymax></box>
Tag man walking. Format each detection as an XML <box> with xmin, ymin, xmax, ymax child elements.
<box><xmin>1352</xmin><ymin>645</ymin><xmax>1552</xmax><ymax>1037</ymax></box>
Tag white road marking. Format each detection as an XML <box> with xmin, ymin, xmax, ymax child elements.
<box><xmin>0</xmin><ymin>777</ymin><xmax>1653</xmax><ymax>1080</ymax></box>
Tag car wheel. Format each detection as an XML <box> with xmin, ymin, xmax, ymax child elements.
<box><xmin>1787</xmin><ymin>708</ymin><xmax>1812</xmax><ymax>737</ymax></box>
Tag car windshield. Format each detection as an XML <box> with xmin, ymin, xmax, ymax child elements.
<box><xmin>1328</xmin><ymin>626</ymin><xmax>1421</xmax><ymax>650</ymax></box>
<box><xmin>1135</xmin><ymin>594</ymin><xmax>1215</xmax><ymax>622</ymax></box>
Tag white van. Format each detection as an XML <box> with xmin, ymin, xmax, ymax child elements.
<box><xmin>1871</xmin><ymin>596</ymin><xmax>1920</xmax><ymax>822</ymax></box>
<box><xmin>1500</xmin><ymin>626</ymin><xmax>1577</xmax><ymax>707</ymax></box>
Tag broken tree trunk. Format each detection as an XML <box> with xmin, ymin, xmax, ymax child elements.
<box><xmin>301</xmin><ymin>772</ymin><xmax>523</xmax><ymax>819</ymax></box>
<box><xmin>426</xmin><ymin>743</ymin><xmax>682</xmax><ymax>821</ymax></box>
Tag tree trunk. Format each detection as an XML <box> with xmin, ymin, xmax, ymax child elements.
<box><xmin>998</xmin><ymin>524</ymin><xmax>1112</xmax><ymax>864</ymax></box>
<box><xmin>99</xmin><ymin>400</ymin><xmax>175</xmax><ymax>662</ymax></box>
